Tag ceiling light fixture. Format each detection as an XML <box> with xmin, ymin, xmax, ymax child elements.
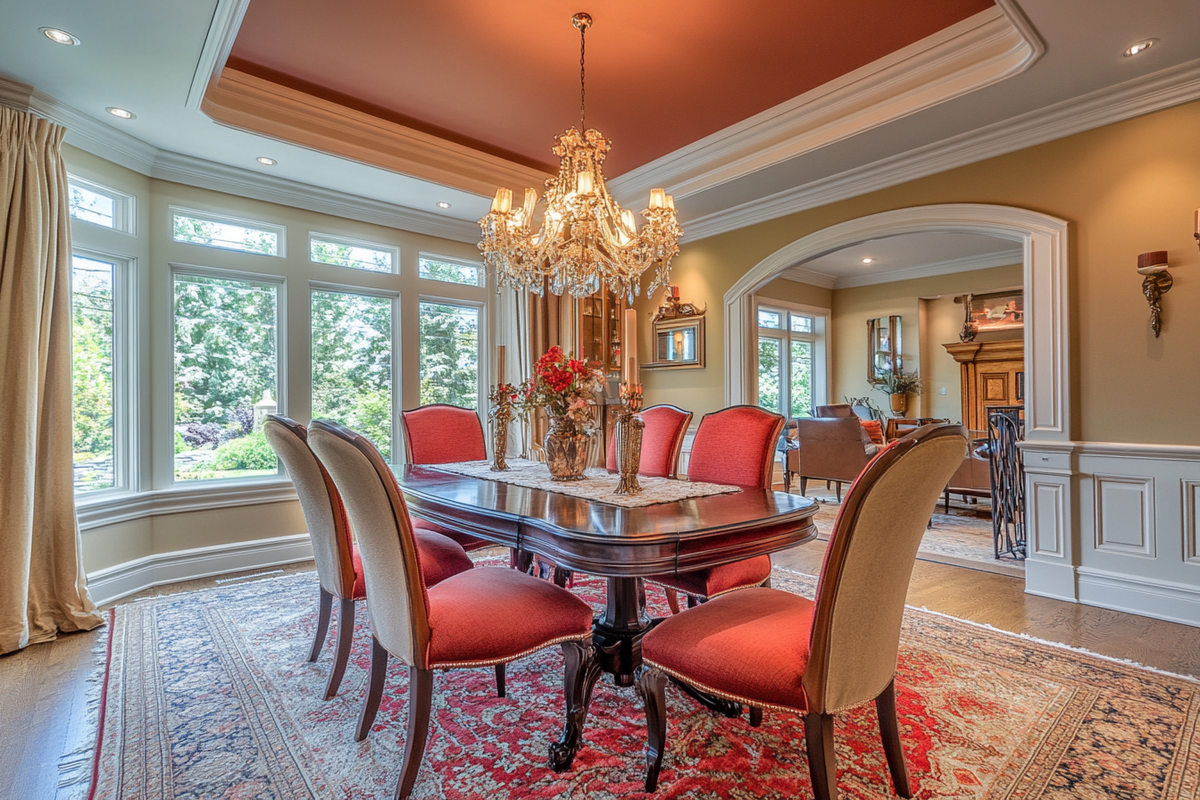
<box><xmin>1124</xmin><ymin>38</ymin><xmax>1158</xmax><ymax>57</ymax></box>
<box><xmin>256</xmin><ymin>156</ymin><xmax>277</xmax><ymax>166</ymax></box>
<box><xmin>40</xmin><ymin>27</ymin><xmax>80</xmax><ymax>46</ymax></box>
<box><xmin>478</xmin><ymin>12</ymin><xmax>682</xmax><ymax>301</ymax></box>
<box><xmin>106</xmin><ymin>107</ymin><xmax>135</xmax><ymax>120</ymax></box>
<box><xmin>436</xmin><ymin>201</ymin><xmax>452</xmax><ymax>209</ymax></box>
<box><xmin>861</xmin><ymin>257</ymin><xmax>874</xmax><ymax>264</ymax></box>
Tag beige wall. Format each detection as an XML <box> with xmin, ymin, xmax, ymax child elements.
<box><xmin>640</xmin><ymin>99</ymin><xmax>1200</xmax><ymax>445</ymax></box>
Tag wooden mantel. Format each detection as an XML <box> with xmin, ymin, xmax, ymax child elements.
<box><xmin>943</xmin><ymin>340</ymin><xmax>1024</xmax><ymax>432</ymax></box>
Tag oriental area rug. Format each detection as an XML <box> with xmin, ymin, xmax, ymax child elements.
<box><xmin>87</xmin><ymin>565</ymin><xmax>1199</xmax><ymax>799</ymax></box>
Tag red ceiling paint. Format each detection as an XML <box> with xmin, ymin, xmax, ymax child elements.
<box><xmin>229</xmin><ymin>0</ymin><xmax>993</xmax><ymax>177</ymax></box>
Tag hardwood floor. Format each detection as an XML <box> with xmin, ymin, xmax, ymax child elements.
<box><xmin>2</xmin><ymin>552</ymin><xmax>1198</xmax><ymax>799</ymax></box>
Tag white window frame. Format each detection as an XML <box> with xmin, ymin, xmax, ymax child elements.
<box><xmin>68</xmin><ymin>175</ymin><xmax>136</xmax><ymax>235</ymax></box>
<box><xmin>753</xmin><ymin>299</ymin><xmax>830</xmax><ymax>417</ymax></box>
<box><xmin>310</xmin><ymin>281</ymin><xmax>402</xmax><ymax>462</ymax></box>
<box><xmin>418</xmin><ymin>252</ymin><xmax>486</xmax><ymax>288</ymax></box>
<box><xmin>417</xmin><ymin>293</ymin><xmax>487</xmax><ymax>414</ymax></box>
<box><xmin>169</xmin><ymin>205</ymin><xmax>287</xmax><ymax>258</ymax></box>
<box><xmin>71</xmin><ymin>247</ymin><xmax>138</xmax><ymax>496</ymax></box>
<box><xmin>168</xmin><ymin>262</ymin><xmax>288</xmax><ymax>484</ymax></box>
<box><xmin>309</xmin><ymin>232</ymin><xmax>399</xmax><ymax>275</ymax></box>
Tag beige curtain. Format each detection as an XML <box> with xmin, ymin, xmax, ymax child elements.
<box><xmin>0</xmin><ymin>107</ymin><xmax>103</xmax><ymax>654</ymax></box>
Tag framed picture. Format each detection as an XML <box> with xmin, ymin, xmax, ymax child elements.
<box><xmin>970</xmin><ymin>290</ymin><xmax>1024</xmax><ymax>332</ymax></box>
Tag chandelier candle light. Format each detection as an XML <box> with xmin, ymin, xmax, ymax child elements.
<box><xmin>613</xmin><ymin>308</ymin><xmax>644</xmax><ymax>495</ymax></box>
<box><xmin>488</xmin><ymin>344</ymin><xmax>514</xmax><ymax>471</ymax></box>
<box><xmin>478</xmin><ymin>12</ymin><xmax>683</xmax><ymax>302</ymax></box>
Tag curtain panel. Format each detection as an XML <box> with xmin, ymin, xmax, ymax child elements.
<box><xmin>0</xmin><ymin>106</ymin><xmax>103</xmax><ymax>654</ymax></box>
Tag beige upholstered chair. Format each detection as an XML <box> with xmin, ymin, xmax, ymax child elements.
<box><xmin>263</xmin><ymin>415</ymin><xmax>475</xmax><ymax>701</ymax></box>
<box><xmin>637</xmin><ymin>424</ymin><xmax>967</xmax><ymax>798</ymax></box>
<box><xmin>307</xmin><ymin>419</ymin><xmax>596</xmax><ymax>799</ymax></box>
<box><xmin>794</xmin><ymin>416</ymin><xmax>879</xmax><ymax>501</ymax></box>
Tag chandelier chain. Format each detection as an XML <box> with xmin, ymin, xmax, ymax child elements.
<box><xmin>579</xmin><ymin>21</ymin><xmax>586</xmax><ymax>130</ymax></box>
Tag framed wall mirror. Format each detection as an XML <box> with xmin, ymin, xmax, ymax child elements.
<box><xmin>645</xmin><ymin>316</ymin><xmax>705</xmax><ymax>369</ymax></box>
<box><xmin>867</xmin><ymin>315</ymin><xmax>902</xmax><ymax>384</ymax></box>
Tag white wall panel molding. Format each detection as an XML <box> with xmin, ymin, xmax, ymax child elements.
<box><xmin>1030</xmin><ymin>481</ymin><xmax>1066</xmax><ymax>558</ymax></box>
<box><xmin>1076</xmin><ymin>568</ymin><xmax>1200</xmax><ymax>629</ymax></box>
<box><xmin>612</xmin><ymin>3</ymin><xmax>1041</xmax><ymax>204</ymax></box>
<box><xmin>683</xmin><ymin>57</ymin><xmax>1200</xmax><ymax>243</ymax></box>
<box><xmin>77</xmin><ymin>481</ymin><xmax>299</xmax><ymax>531</ymax></box>
<box><xmin>86</xmin><ymin>533</ymin><xmax>313</xmax><ymax>607</ymax></box>
<box><xmin>1094</xmin><ymin>474</ymin><xmax>1156</xmax><ymax>559</ymax></box>
<box><xmin>1185</xmin><ymin>481</ymin><xmax>1200</xmax><ymax>566</ymax></box>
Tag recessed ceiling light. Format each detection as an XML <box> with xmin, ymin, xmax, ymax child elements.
<box><xmin>106</xmin><ymin>107</ymin><xmax>135</xmax><ymax>120</ymax></box>
<box><xmin>436</xmin><ymin>201</ymin><xmax>452</xmax><ymax>209</ymax></box>
<box><xmin>40</xmin><ymin>28</ymin><xmax>80</xmax><ymax>46</ymax></box>
<box><xmin>861</xmin><ymin>257</ymin><xmax>874</xmax><ymax>264</ymax></box>
<box><xmin>1124</xmin><ymin>38</ymin><xmax>1158</xmax><ymax>57</ymax></box>
<box><xmin>256</xmin><ymin>156</ymin><xmax>277</xmax><ymax>166</ymax></box>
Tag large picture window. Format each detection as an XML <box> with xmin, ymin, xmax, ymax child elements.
<box><xmin>756</xmin><ymin>302</ymin><xmax>827</xmax><ymax>419</ymax></box>
<box><xmin>418</xmin><ymin>300</ymin><xmax>480</xmax><ymax>409</ymax></box>
<box><xmin>311</xmin><ymin>288</ymin><xmax>395</xmax><ymax>459</ymax></box>
<box><xmin>173</xmin><ymin>270</ymin><xmax>282</xmax><ymax>481</ymax></box>
<box><xmin>72</xmin><ymin>254</ymin><xmax>117</xmax><ymax>492</ymax></box>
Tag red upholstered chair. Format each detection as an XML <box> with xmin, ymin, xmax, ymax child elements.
<box><xmin>637</xmin><ymin>424</ymin><xmax>968</xmax><ymax>798</ymax></box>
<box><xmin>605</xmin><ymin>403</ymin><xmax>693</xmax><ymax>478</ymax></box>
<box><xmin>263</xmin><ymin>416</ymin><xmax>474</xmax><ymax>701</ymax></box>
<box><xmin>647</xmin><ymin>405</ymin><xmax>785</xmax><ymax>612</ymax></box>
<box><xmin>400</xmin><ymin>404</ymin><xmax>494</xmax><ymax>552</ymax></box>
<box><xmin>308</xmin><ymin>420</ymin><xmax>596</xmax><ymax>798</ymax></box>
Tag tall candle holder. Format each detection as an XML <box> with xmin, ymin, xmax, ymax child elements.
<box><xmin>488</xmin><ymin>383</ymin><xmax>516</xmax><ymax>471</ymax></box>
<box><xmin>612</xmin><ymin>381</ymin><xmax>644</xmax><ymax>495</ymax></box>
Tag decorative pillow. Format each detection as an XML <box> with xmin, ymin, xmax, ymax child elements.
<box><xmin>860</xmin><ymin>419</ymin><xmax>885</xmax><ymax>445</ymax></box>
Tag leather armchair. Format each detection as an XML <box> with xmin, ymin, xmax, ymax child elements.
<box><xmin>943</xmin><ymin>431</ymin><xmax>991</xmax><ymax>510</ymax></box>
<box><xmin>792</xmin><ymin>417</ymin><xmax>878</xmax><ymax>501</ymax></box>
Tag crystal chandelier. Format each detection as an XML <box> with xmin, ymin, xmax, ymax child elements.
<box><xmin>478</xmin><ymin>12</ymin><xmax>683</xmax><ymax>302</ymax></box>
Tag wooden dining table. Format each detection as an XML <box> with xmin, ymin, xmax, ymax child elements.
<box><xmin>395</xmin><ymin>464</ymin><xmax>819</xmax><ymax>769</ymax></box>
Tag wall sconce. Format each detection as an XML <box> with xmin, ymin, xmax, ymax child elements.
<box><xmin>1137</xmin><ymin>250</ymin><xmax>1172</xmax><ymax>337</ymax></box>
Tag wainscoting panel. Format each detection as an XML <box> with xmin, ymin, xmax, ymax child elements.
<box><xmin>1094</xmin><ymin>474</ymin><xmax>1155</xmax><ymax>558</ymax></box>
<box><xmin>1185</xmin><ymin>480</ymin><xmax>1200</xmax><ymax>565</ymax></box>
<box><xmin>1031</xmin><ymin>481</ymin><xmax>1064</xmax><ymax>557</ymax></box>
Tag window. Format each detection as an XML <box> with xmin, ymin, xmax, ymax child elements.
<box><xmin>171</xmin><ymin>207</ymin><xmax>284</xmax><ymax>257</ymax></box>
<box><xmin>418</xmin><ymin>301</ymin><xmax>480</xmax><ymax>408</ymax></box>
<box><xmin>311</xmin><ymin>288</ymin><xmax>395</xmax><ymax>459</ymax></box>
<box><xmin>68</xmin><ymin>176</ymin><xmax>133</xmax><ymax>233</ymax></box>
<box><xmin>72</xmin><ymin>254</ymin><xmax>117</xmax><ymax>492</ymax></box>
<box><xmin>310</xmin><ymin>233</ymin><xmax>397</xmax><ymax>274</ymax></box>
<box><xmin>418</xmin><ymin>255</ymin><xmax>484</xmax><ymax>287</ymax></box>
<box><xmin>173</xmin><ymin>270</ymin><xmax>282</xmax><ymax>481</ymax></box>
<box><xmin>756</xmin><ymin>302</ymin><xmax>827</xmax><ymax>419</ymax></box>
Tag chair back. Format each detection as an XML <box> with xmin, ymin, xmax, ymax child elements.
<box><xmin>796</xmin><ymin>417</ymin><xmax>875</xmax><ymax>482</ymax></box>
<box><xmin>263</xmin><ymin>415</ymin><xmax>356</xmax><ymax>600</ymax></box>
<box><xmin>605</xmin><ymin>404</ymin><xmax>693</xmax><ymax>478</ymax></box>
<box><xmin>814</xmin><ymin>404</ymin><xmax>854</xmax><ymax>418</ymax></box>
<box><xmin>804</xmin><ymin>424</ymin><xmax>966</xmax><ymax>714</ymax></box>
<box><xmin>687</xmin><ymin>405</ymin><xmax>784</xmax><ymax>489</ymax></box>
<box><xmin>401</xmin><ymin>404</ymin><xmax>487</xmax><ymax>464</ymax></box>
<box><xmin>308</xmin><ymin>419</ymin><xmax>431</xmax><ymax>668</ymax></box>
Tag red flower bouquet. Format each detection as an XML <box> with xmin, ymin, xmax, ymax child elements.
<box><xmin>516</xmin><ymin>346</ymin><xmax>606</xmax><ymax>432</ymax></box>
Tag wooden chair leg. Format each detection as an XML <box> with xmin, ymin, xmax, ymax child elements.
<box><xmin>665</xmin><ymin>588</ymin><xmax>682</xmax><ymax>615</ymax></box>
<box><xmin>804</xmin><ymin>712</ymin><xmax>838</xmax><ymax>800</ymax></box>
<box><xmin>800</xmin><ymin>477</ymin><xmax>808</xmax><ymax>496</ymax></box>
<box><xmin>552</xmin><ymin>566</ymin><xmax>572</xmax><ymax>588</ymax></box>
<box><xmin>686</xmin><ymin>594</ymin><xmax>700</xmax><ymax>609</ymax></box>
<box><xmin>495</xmin><ymin>663</ymin><xmax>506</xmax><ymax>698</ymax></box>
<box><xmin>876</xmin><ymin>679</ymin><xmax>912</xmax><ymax>798</ymax></box>
<box><xmin>324</xmin><ymin>598</ymin><xmax>356</xmax><ymax>700</ymax></box>
<box><xmin>749</xmin><ymin>706</ymin><xmax>763</xmax><ymax>727</ymax></box>
<box><xmin>356</xmin><ymin>637</ymin><xmax>389</xmax><ymax>742</ymax></box>
<box><xmin>943</xmin><ymin>488</ymin><xmax>951</xmax><ymax>511</ymax></box>
<box><xmin>637</xmin><ymin>666</ymin><xmax>669</xmax><ymax>792</ymax></box>
<box><xmin>308</xmin><ymin>587</ymin><xmax>333</xmax><ymax>662</ymax></box>
<box><xmin>395</xmin><ymin>667</ymin><xmax>434</xmax><ymax>800</ymax></box>
<box><xmin>550</xmin><ymin>638</ymin><xmax>599</xmax><ymax>772</ymax></box>
<box><xmin>835</xmin><ymin>481</ymin><xmax>842</xmax><ymax>502</ymax></box>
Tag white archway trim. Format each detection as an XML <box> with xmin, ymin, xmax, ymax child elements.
<box><xmin>724</xmin><ymin>203</ymin><xmax>1070</xmax><ymax>442</ymax></box>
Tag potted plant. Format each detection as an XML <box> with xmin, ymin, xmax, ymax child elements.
<box><xmin>874</xmin><ymin>369</ymin><xmax>922</xmax><ymax>415</ymax></box>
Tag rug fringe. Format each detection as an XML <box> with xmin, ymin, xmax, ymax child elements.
<box><xmin>55</xmin><ymin>620</ymin><xmax>112</xmax><ymax>799</ymax></box>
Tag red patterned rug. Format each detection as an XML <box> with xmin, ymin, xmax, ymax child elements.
<box><xmin>89</xmin><ymin>563</ymin><xmax>1200</xmax><ymax>799</ymax></box>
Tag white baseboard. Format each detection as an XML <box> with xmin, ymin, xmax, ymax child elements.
<box><xmin>1076</xmin><ymin>567</ymin><xmax>1200</xmax><ymax>628</ymax></box>
<box><xmin>86</xmin><ymin>533</ymin><xmax>314</xmax><ymax>607</ymax></box>
<box><xmin>1023</xmin><ymin>558</ymin><xmax>1077</xmax><ymax>602</ymax></box>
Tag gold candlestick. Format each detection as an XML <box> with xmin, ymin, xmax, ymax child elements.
<box><xmin>488</xmin><ymin>383</ymin><xmax>515</xmax><ymax>471</ymax></box>
<box><xmin>613</xmin><ymin>381</ymin><xmax>644</xmax><ymax>495</ymax></box>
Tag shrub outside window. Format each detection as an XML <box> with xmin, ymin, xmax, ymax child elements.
<box><xmin>171</xmin><ymin>207</ymin><xmax>283</xmax><ymax>257</ymax></box>
<box><xmin>418</xmin><ymin>255</ymin><xmax>484</xmax><ymax>287</ymax></box>
<box><xmin>418</xmin><ymin>301</ymin><xmax>480</xmax><ymax>409</ymax></box>
<box><xmin>310</xmin><ymin>234</ymin><xmax>397</xmax><ymax>274</ymax></box>
<box><xmin>72</xmin><ymin>254</ymin><xmax>117</xmax><ymax>492</ymax></box>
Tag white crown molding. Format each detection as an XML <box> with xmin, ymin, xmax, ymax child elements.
<box><xmin>0</xmin><ymin>74</ymin><xmax>158</xmax><ymax>174</ymax></box>
<box><xmin>610</xmin><ymin>3</ymin><xmax>1042</xmax><ymax>205</ymax></box>
<box><xmin>777</xmin><ymin>268</ymin><xmax>838</xmax><ymax>290</ymax></box>
<box><xmin>202</xmin><ymin>68</ymin><xmax>551</xmax><ymax>199</ymax></box>
<box><xmin>821</xmin><ymin>249</ymin><xmax>1023</xmax><ymax>289</ymax></box>
<box><xmin>684</xmin><ymin>56</ymin><xmax>1200</xmax><ymax>242</ymax></box>
<box><xmin>152</xmin><ymin>151</ymin><xmax>480</xmax><ymax>242</ymax></box>
<box><xmin>185</xmin><ymin>0</ymin><xmax>252</xmax><ymax>111</ymax></box>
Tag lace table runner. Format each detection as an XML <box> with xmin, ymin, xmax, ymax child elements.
<box><xmin>429</xmin><ymin>458</ymin><xmax>741</xmax><ymax>508</ymax></box>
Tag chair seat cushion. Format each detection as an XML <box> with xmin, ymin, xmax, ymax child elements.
<box><xmin>427</xmin><ymin>567</ymin><xmax>593</xmax><ymax>667</ymax></box>
<box><xmin>642</xmin><ymin>586</ymin><xmax>815</xmax><ymax>711</ymax></box>
<box><xmin>350</xmin><ymin>532</ymin><xmax>473</xmax><ymax>599</ymax></box>
<box><xmin>411</xmin><ymin>516</ymin><xmax>493</xmax><ymax>552</ymax></box>
<box><xmin>650</xmin><ymin>555</ymin><xmax>772</xmax><ymax>599</ymax></box>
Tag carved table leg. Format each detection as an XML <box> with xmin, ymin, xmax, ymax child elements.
<box><xmin>549</xmin><ymin>638</ymin><xmax>601</xmax><ymax>772</ymax></box>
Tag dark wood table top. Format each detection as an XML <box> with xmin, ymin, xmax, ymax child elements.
<box><xmin>396</xmin><ymin>465</ymin><xmax>820</xmax><ymax>578</ymax></box>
